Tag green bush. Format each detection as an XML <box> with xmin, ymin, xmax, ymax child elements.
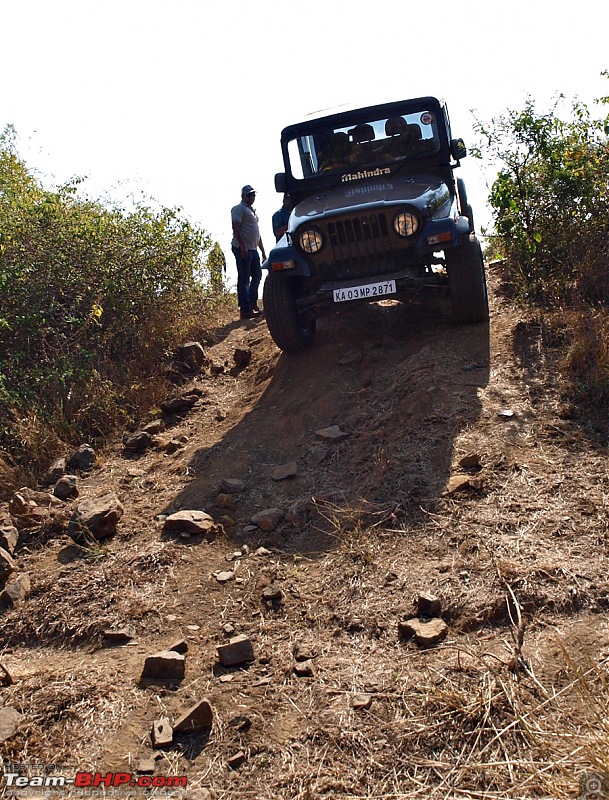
<box><xmin>474</xmin><ymin>87</ymin><xmax>609</xmax><ymax>304</ymax></box>
<box><xmin>474</xmin><ymin>78</ymin><xmax>609</xmax><ymax>415</ymax></box>
<box><xmin>0</xmin><ymin>125</ymin><xmax>229</xmax><ymax>474</ymax></box>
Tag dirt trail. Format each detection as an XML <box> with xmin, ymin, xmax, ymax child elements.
<box><xmin>1</xmin><ymin>273</ymin><xmax>609</xmax><ymax>799</ymax></box>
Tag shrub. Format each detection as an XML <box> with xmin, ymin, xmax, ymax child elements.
<box><xmin>474</xmin><ymin>88</ymin><xmax>609</xmax><ymax>304</ymax></box>
<box><xmin>0</xmin><ymin>125</ymin><xmax>230</xmax><ymax>480</ymax></box>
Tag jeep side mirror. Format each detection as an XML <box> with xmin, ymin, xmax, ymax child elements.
<box><xmin>275</xmin><ymin>173</ymin><xmax>286</xmax><ymax>193</ymax></box>
<box><xmin>450</xmin><ymin>138</ymin><xmax>467</xmax><ymax>161</ymax></box>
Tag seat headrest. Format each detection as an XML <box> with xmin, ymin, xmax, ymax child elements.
<box><xmin>385</xmin><ymin>117</ymin><xmax>408</xmax><ymax>136</ymax></box>
<box><xmin>351</xmin><ymin>124</ymin><xmax>375</xmax><ymax>144</ymax></box>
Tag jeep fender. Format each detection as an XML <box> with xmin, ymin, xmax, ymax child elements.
<box><xmin>263</xmin><ymin>242</ymin><xmax>312</xmax><ymax>277</ymax></box>
<box><xmin>415</xmin><ymin>215</ymin><xmax>470</xmax><ymax>256</ymax></box>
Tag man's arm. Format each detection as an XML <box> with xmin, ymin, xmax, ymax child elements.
<box><xmin>232</xmin><ymin>220</ymin><xmax>248</xmax><ymax>259</ymax></box>
<box><xmin>258</xmin><ymin>236</ymin><xmax>266</xmax><ymax>261</ymax></box>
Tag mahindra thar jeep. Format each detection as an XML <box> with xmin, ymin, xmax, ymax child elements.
<box><xmin>262</xmin><ymin>96</ymin><xmax>488</xmax><ymax>351</ymax></box>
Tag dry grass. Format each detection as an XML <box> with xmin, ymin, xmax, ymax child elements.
<box><xmin>1</xmin><ymin>278</ymin><xmax>609</xmax><ymax>799</ymax></box>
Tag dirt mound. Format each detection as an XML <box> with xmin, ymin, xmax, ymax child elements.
<box><xmin>1</xmin><ymin>273</ymin><xmax>608</xmax><ymax>799</ymax></box>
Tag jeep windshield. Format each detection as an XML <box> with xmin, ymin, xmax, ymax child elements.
<box><xmin>286</xmin><ymin>107</ymin><xmax>441</xmax><ymax>180</ymax></box>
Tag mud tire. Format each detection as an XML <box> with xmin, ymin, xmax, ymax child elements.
<box><xmin>445</xmin><ymin>234</ymin><xmax>489</xmax><ymax>324</ymax></box>
<box><xmin>263</xmin><ymin>274</ymin><xmax>317</xmax><ymax>351</ymax></box>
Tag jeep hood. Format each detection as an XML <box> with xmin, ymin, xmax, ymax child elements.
<box><xmin>289</xmin><ymin>174</ymin><xmax>452</xmax><ymax>230</ymax></box>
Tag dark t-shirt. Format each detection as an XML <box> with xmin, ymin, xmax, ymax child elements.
<box><xmin>272</xmin><ymin>206</ymin><xmax>291</xmax><ymax>240</ymax></box>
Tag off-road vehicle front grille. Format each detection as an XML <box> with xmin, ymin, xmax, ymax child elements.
<box><xmin>327</xmin><ymin>213</ymin><xmax>392</xmax><ymax>275</ymax></box>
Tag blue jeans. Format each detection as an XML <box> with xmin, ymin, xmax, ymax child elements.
<box><xmin>232</xmin><ymin>247</ymin><xmax>262</xmax><ymax>311</ymax></box>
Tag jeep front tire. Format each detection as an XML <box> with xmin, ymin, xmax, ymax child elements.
<box><xmin>263</xmin><ymin>274</ymin><xmax>317</xmax><ymax>351</ymax></box>
<box><xmin>445</xmin><ymin>235</ymin><xmax>489</xmax><ymax>324</ymax></box>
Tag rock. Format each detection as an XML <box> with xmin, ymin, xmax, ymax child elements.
<box><xmin>103</xmin><ymin>626</ymin><xmax>136</xmax><ymax>643</ymax></box>
<box><xmin>217</xmin><ymin>635</ymin><xmax>255</xmax><ymax>666</ymax></box>
<box><xmin>250</xmin><ymin>508</ymin><xmax>284</xmax><ymax>532</ymax></box>
<box><xmin>68</xmin><ymin>493</ymin><xmax>124</xmax><ymax>541</ymax></box>
<box><xmin>8</xmin><ymin>492</ymin><xmax>31</xmax><ymax>516</ymax></box>
<box><xmin>220</xmin><ymin>478</ymin><xmax>245</xmax><ymax>494</ymax></box>
<box><xmin>262</xmin><ymin>584</ymin><xmax>283</xmax><ymax>605</ymax></box>
<box><xmin>215</xmin><ymin>571</ymin><xmax>235</xmax><ymax>584</ymax></box>
<box><xmin>67</xmin><ymin>444</ymin><xmax>97</xmax><ymax>471</ymax></box>
<box><xmin>179</xmin><ymin>341</ymin><xmax>208</xmax><ymax>372</ymax></box>
<box><xmin>161</xmin><ymin>394</ymin><xmax>199</xmax><ymax>414</ymax></box>
<box><xmin>173</xmin><ymin>699</ymin><xmax>213</xmax><ymax>734</ymax></box>
<box><xmin>158</xmin><ymin>437</ymin><xmax>187</xmax><ymax>454</ymax></box>
<box><xmin>337</xmin><ymin>351</ymin><xmax>364</xmax><ymax>366</ymax></box>
<box><xmin>142</xmin><ymin>419</ymin><xmax>165</xmax><ymax>435</ymax></box>
<box><xmin>272</xmin><ymin>462</ymin><xmax>297</xmax><ymax>481</ymax></box>
<box><xmin>123</xmin><ymin>431</ymin><xmax>155</xmax><ymax>452</ymax></box>
<box><xmin>222</xmin><ymin>623</ymin><xmax>236</xmax><ymax>637</ymax></box>
<box><xmin>352</xmin><ymin>693</ymin><xmax>372</xmax><ymax>710</ymax></box>
<box><xmin>227</xmin><ymin>751</ymin><xmax>246</xmax><ymax>770</ymax></box>
<box><xmin>293</xmin><ymin>643</ymin><xmax>317</xmax><ymax>662</ymax></box>
<box><xmin>306</xmin><ymin>447</ymin><xmax>328</xmax><ymax>467</ymax></box>
<box><xmin>218</xmin><ymin>515</ymin><xmax>236</xmax><ymax>528</ymax></box>
<box><xmin>0</xmin><ymin>525</ymin><xmax>18</xmax><ymax>555</ymax></box>
<box><xmin>233</xmin><ymin>348</ymin><xmax>252</xmax><ymax>368</ymax></box>
<box><xmin>163</xmin><ymin>510</ymin><xmax>219</xmax><ymax>536</ymax></box>
<box><xmin>17</xmin><ymin>487</ymin><xmax>63</xmax><ymax>508</ymax></box>
<box><xmin>215</xmin><ymin>493</ymin><xmax>235</xmax><ymax>510</ymax></box>
<box><xmin>0</xmin><ymin>573</ymin><xmax>30</xmax><ymax>606</ymax></box>
<box><xmin>399</xmin><ymin>617</ymin><xmax>448</xmax><ymax>646</ymax></box>
<box><xmin>215</xmin><ymin>408</ymin><xmax>227</xmax><ymax>421</ymax></box>
<box><xmin>315</xmin><ymin>425</ymin><xmax>349</xmax><ymax>441</ymax></box>
<box><xmin>151</xmin><ymin>718</ymin><xmax>173</xmax><ymax>749</ymax></box>
<box><xmin>228</xmin><ymin>714</ymin><xmax>252</xmax><ymax>732</ymax></box>
<box><xmin>137</xmin><ymin>760</ymin><xmax>156</xmax><ymax>774</ymax></box>
<box><xmin>53</xmin><ymin>475</ymin><xmax>79</xmax><ymax>501</ymax></box>
<box><xmin>445</xmin><ymin>474</ymin><xmax>472</xmax><ymax>494</ymax></box>
<box><xmin>254</xmin><ymin>547</ymin><xmax>272</xmax><ymax>557</ymax></box>
<box><xmin>0</xmin><ymin>548</ymin><xmax>16</xmax><ymax>581</ymax></box>
<box><xmin>459</xmin><ymin>453</ymin><xmax>482</xmax><ymax>470</ymax></box>
<box><xmin>416</xmin><ymin>592</ymin><xmax>442</xmax><ymax>618</ymax></box>
<box><xmin>210</xmin><ymin>362</ymin><xmax>225</xmax><ymax>375</ymax></box>
<box><xmin>44</xmin><ymin>457</ymin><xmax>66</xmax><ymax>485</ymax></box>
<box><xmin>141</xmin><ymin>651</ymin><xmax>186</xmax><ymax>682</ymax></box>
<box><xmin>498</xmin><ymin>408</ymin><xmax>516</xmax><ymax>419</ymax></box>
<box><xmin>0</xmin><ymin>707</ymin><xmax>22</xmax><ymax>742</ymax></box>
<box><xmin>168</xmin><ymin>638</ymin><xmax>188</xmax><ymax>654</ymax></box>
<box><xmin>293</xmin><ymin>660</ymin><xmax>314</xmax><ymax>677</ymax></box>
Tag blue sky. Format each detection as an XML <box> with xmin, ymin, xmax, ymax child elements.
<box><xmin>2</xmin><ymin>0</ymin><xmax>608</xmax><ymax>284</ymax></box>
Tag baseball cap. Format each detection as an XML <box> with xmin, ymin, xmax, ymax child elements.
<box><xmin>241</xmin><ymin>185</ymin><xmax>256</xmax><ymax>195</ymax></box>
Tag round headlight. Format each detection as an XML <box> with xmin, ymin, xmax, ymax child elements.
<box><xmin>299</xmin><ymin>229</ymin><xmax>323</xmax><ymax>253</ymax></box>
<box><xmin>393</xmin><ymin>211</ymin><xmax>419</xmax><ymax>237</ymax></box>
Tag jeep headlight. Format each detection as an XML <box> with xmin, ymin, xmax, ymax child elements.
<box><xmin>393</xmin><ymin>211</ymin><xmax>419</xmax><ymax>237</ymax></box>
<box><xmin>298</xmin><ymin>229</ymin><xmax>323</xmax><ymax>253</ymax></box>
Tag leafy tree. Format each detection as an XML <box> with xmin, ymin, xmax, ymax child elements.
<box><xmin>206</xmin><ymin>241</ymin><xmax>227</xmax><ymax>292</ymax></box>
<box><xmin>473</xmin><ymin>89</ymin><xmax>609</xmax><ymax>303</ymax></box>
<box><xmin>0</xmin><ymin>126</ymin><xmax>228</xmax><ymax>473</ymax></box>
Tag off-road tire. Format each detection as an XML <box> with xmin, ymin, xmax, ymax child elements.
<box><xmin>445</xmin><ymin>234</ymin><xmax>489</xmax><ymax>324</ymax></box>
<box><xmin>263</xmin><ymin>274</ymin><xmax>317</xmax><ymax>351</ymax></box>
<box><xmin>457</xmin><ymin>178</ymin><xmax>475</xmax><ymax>233</ymax></box>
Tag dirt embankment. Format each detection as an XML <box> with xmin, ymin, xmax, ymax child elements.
<box><xmin>1</xmin><ymin>271</ymin><xmax>608</xmax><ymax>800</ymax></box>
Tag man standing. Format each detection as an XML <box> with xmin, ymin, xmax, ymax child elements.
<box><xmin>231</xmin><ymin>185</ymin><xmax>266</xmax><ymax>319</ymax></box>
<box><xmin>272</xmin><ymin>194</ymin><xmax>292</xmax><ymax>241</ymax></box>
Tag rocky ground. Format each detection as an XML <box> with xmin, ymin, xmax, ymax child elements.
<box><xmin>1</xmin><ymin>269</ymin><xmax>608</xmax><ymax>800</ymax></box>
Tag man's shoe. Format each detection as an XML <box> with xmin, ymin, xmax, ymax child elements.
<box><xmin>251</xmin><ymin>305</ymin><xmax>262</xmax><ymax>315</ymax></box>
<box><xmin>240</xmin><ymin>309</ymin><xmax>254</xmax><ymax>320</ymax></box>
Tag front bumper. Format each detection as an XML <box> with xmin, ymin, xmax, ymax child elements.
<box><xmin>264</xmin><ymin>216</ymin><xmax>471</xmax><ymax>279</ymax></box>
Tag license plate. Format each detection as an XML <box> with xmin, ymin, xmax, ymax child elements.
<box><xmin>333</xmin><ymin>280</ymin><xmax>397</xmax><ymax>303</ymax></box>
